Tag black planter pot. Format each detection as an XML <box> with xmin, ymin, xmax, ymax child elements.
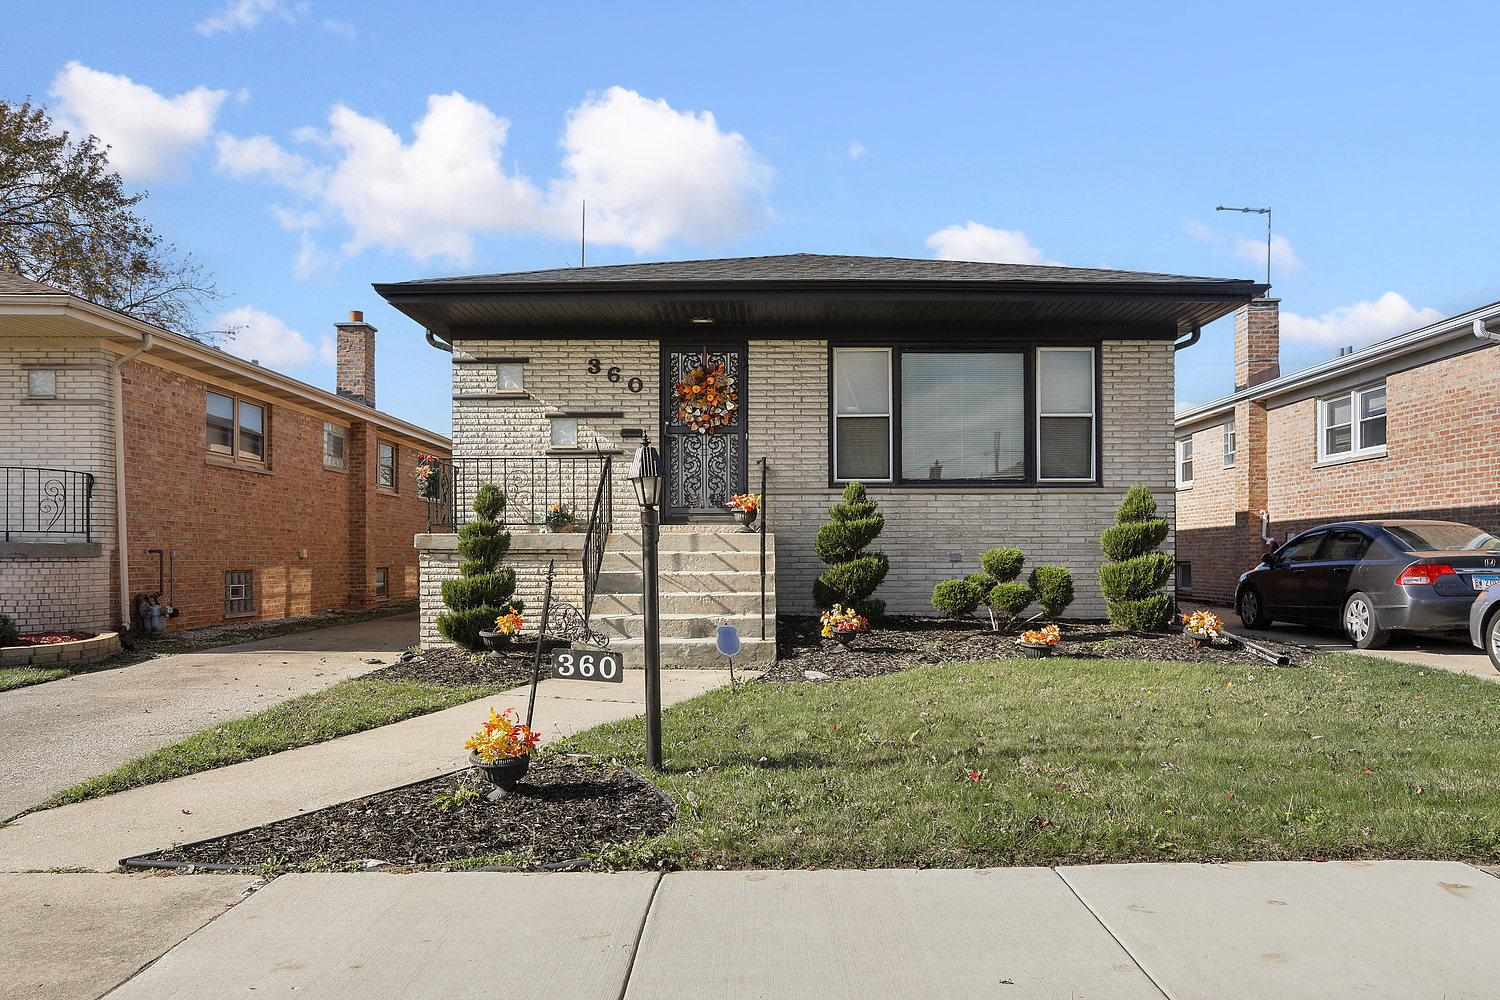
<box><xmin>733</xmin><ymin>508</ymin><xmax>758</xmax><ymax>533</ymax></box>
<box><xmin>478</xmin><ymin>630</ymin><xmax>512</xmax><ymax>652</ymax></box>
<box><xmin>1017</xmin><ymin>641</ymin><xmax>1054</xmax><ymax>659</ymax></box>
<box><xmin>832</xmin><ymin>628</ymin><xmax>859</xmax><ymax>648</ymax></box>
<box><xmin>469</xmin><ymin>751</ymin><xmax>531</xmax><ymax>791</ymax></box>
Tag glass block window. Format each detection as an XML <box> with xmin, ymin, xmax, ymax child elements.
<box><xmin>324</xmin><ymin>422</ymin><xmax>348</xmax><ymax>469</ymax></box>
<box><xmin>28</xmin><ymin>370</ymin><xmax>57</xmax><ymax>398</ymax></box>
<box><xmin>225</xmin><ymin>570</ymin><xmax>254</xmax><ymax>615</ymax></box>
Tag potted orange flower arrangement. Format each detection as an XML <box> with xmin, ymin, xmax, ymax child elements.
<box><xmin>726</xmin><ymin>493</ymin><xmax>760</xmax><ymax>532</ymax></box>
<box><xmin>820</xmin><ymin>604</ymin><xmax>869</xmax><ymax>648</ymax></box>
<box><xmin>479</xmin><ymin>609</ymin><xmax>523</xmax><ymax>650</ymax></box>
<box><xmin>465</xmin><ymin>707</ymin><xmax>540</xmax><ymax>791</ymax></box>
<box><xmin>414</xmin><ymin>453</ymin><xmax>441</xmax><ymax>499</ymax></box>
<box><xmin>1181</xmin><ymin>610</ymin><xmax>1224</xmax><ymax>647</ymax></box>
<box><xmin>1017</xmin><ymin>623</ymin><xmax>1061</xmax><ymax>658</ymax></box>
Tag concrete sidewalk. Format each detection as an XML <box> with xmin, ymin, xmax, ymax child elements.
<box><xmin>0</xmin><ymin>612</ymin><xmax>419</xmax><ymax>820</ymax></box>
<box><xmin>100</xmin><ymin>861</ymin><xmax>1500</xmax><ymax>999</ymax></box>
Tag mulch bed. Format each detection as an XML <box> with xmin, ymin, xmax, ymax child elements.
<box><xmin>760</xmin><ymin>614</ymin><xmax>1313</xmax><ymax>683</ymax></box>
<box><xmin>145</xmin><ymin>615</ymin><xmax>1313</xmax><ymax>873</ymax></box>
<box><xmin>135</xmin><ymin>756</ymin><xmax>672</xmax><ymax>872</ymax></box>
<box><xmin>8</xmin><ymin>632</ymin><xmax>97</xmax><ymax>646</ymax></box>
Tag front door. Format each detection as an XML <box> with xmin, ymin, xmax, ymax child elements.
<box><xmin>661</xmin><ymin>343</ymin><xmax>748</xmax><ymax>522</ymax></box>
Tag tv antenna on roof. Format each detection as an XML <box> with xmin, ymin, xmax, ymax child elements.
<box><xmin>580</xmin><ymin>200</ymin><xmax>586</xmax><ymax>268</ymax></box>
<box><xmin>1215</xmin><ymin>205</ymin><xmax>1272</xmax><ymax>288</ymax></box>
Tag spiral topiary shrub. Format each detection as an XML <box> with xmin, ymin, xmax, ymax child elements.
<box><xmin>1099</xmin><ymin>485</ymin><xmax>1175</xmax><ymax>630</ymax></box>
<box><xmin>438</xmin><ymin>484</ymin><xmax>522</xmax><ymax>650</ymax></box>
<box><xmin>813</xmin><ymin>482</ymin><xmax>888</xmax><ymax>618</ymax></box>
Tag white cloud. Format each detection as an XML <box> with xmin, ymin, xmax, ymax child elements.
<box><xmin>1281</xmin><ymin>292</ymin><xmax>1444</xmax><ymax>348</ymax></box>
<box><xmin>848</xmin><ymin>140</ymin><xmax>868</xmax><ymax>160</ymax></box>
<box><xmin>49</xmin><ymin>63</ymin><xmax>227</xmax><ymax>180</ymax></box>
<box><xmin>551</xmin><ymin>86</ymin><xmax>773</xmax><ymax>253</ymax></box>
<box><xmin>925</xmin><ymin>222</ymin><xmax>1061</xmax><ymax>265</ymax></box>
<box><xmin>216</xmin><ymin>134</ymin><xmax>324</xmax><ymax>195</ymax></box>
<box><xmin>1233</xmin><ymin>233</ymin><xmax>1302</xmax><ymax>277</ymax></box>
<box><xmin>196</xmin><ymin>0</ymin><xmax>296</xmax><ymax>35</ymax></box>
<box><xmin>323</xmin><ymin>19</ymin><xmax>357</xmax><ymax>40</ymax></box>
<box><xmin>1185</xmin><ymin>219</ymin><xmax>1219</xmax><ymax>242</ymax></box>
<box><xmin>211</xmin><ymin>305</ymin><xmax>316</xmax><ymax>368</ymax></box>
<box><xmin>216</xmin><ymin>86</ymin><xmax>772</xmax><ymax>266</ymax></box>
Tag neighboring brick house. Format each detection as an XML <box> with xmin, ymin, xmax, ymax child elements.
<box><xmin>1174</xmin><ymin>296</ymin><xmax>1500</xmax><ymax>606</ymax></box>
<box><xmin>0</xmin><ymin>271</ymin><xmax>450</xmax><ymax>635</ymax></box>
<box><xmin>376</xmin><ymin>254</ymin><xmax>1263</xmax><ymax>664</ymax></box>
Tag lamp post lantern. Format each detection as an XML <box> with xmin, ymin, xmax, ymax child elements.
<box><xmin>628</xmin><ymin>437</ymin><xmax>665</xmax><ymax>770</ymax></box>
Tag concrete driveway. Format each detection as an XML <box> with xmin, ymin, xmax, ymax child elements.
<box><xmin>0</xmin><ymin>612</ymin><xmax>417</xmax><ymax>820</ymax></box>
<box><xmin>1197</xmin><ymin>602</ymin><xmax>1497</xmax><ymax>681</ymax></box>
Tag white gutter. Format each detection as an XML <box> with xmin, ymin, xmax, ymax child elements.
<box><xmin>1475</xmin><ymin>318</ymin><xmax>1500</xmax><ymax>343</ymax></box>
<box><xmin>111</xmin><ymin>334</ymin><xmax>154</xmax><ymax>631</ymax></box>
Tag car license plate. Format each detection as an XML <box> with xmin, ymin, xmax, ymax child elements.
<box><xmin>1474</xmin><ymin>574</ymin><xmax>1500</xmax><ymax>592</ymax></box>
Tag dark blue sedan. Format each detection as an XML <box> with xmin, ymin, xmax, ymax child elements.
<box><xmin>1236</xmin><ymin>520</ymin><xmax>1500</xmax><ymax>649</ymax></box>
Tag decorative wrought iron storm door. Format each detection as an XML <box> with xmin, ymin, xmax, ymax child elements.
<box><xmin>661</xmin><ymin>344</ymin><xmax>748</xmax><ymax>521</ymax></box>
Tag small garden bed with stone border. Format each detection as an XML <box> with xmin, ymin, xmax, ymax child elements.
<box><xmin>0</xmin><ymin>630</ymin><xmax>120</xmax><ymax>668</ymax></box>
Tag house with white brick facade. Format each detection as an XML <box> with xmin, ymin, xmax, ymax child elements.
<box><xmin>377</xmin><ymin>254</ymin><xmax>1263</xmax><ymax>665</ymax></box>
<box><xmin>1</xmin><ymin>271</ymin><xmax>449</xmax><ymax>637</ymax></box>
<box><xmin>1175</xmin><ymin>297</ymin><xmax>1500</xmax><ymax>609</ymax></box>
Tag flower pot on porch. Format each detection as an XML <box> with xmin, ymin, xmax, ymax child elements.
<box><xmin>469</xmin><ymin>751</ymin><xmax>531</xmax><ymax>792</ymax></box>
<box><xmin>733</xmin><ymin>508</ymin><xmax>758</xmax><ymax>533</ymax></box>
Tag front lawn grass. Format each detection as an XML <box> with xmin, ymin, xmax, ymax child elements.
<box><xmin>36</xmin><ymin>676</ymin><xmax>508</xmax><ymax>812</ymax></box>
<box><xmin>564</xmin><ymin>653</ymin><xmax>1500</xmax><ymax>868</ymax></box>
<box><xmin>0</xmin><ymin>667</ymin><xmax>70</xmax><ymax>692</ymax></box>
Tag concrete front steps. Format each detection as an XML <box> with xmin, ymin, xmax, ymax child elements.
<box><xmin>590</xmin><ymin>531</ymin><xmax>777</xmax><ymax>668</ymax></box>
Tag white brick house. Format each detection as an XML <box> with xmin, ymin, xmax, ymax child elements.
<box><xmin>377</xmin><ymin>254</ymin><xmax>1263</xmax><ymax>664</ymax></box>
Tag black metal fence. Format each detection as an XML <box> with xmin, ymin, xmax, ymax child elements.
<box><xmin>2</xmin><ymin>467</ymin><xmax>95</xmax><ymax>542</ymax></box>
<box><xmin>422</xmin><ymin>455</ymin><xmax>611</xmax><ymax>534</ymax></box>
<box><xmin>581</xmin><ymin>455</ymin><xmax>612</xmax><ymax>624</ymax></box>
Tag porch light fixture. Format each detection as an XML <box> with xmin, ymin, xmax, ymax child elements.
<box><xmin>629</xmin><ymin>436</ymin><xmax>665</xmax><ymax>770</ymax></box>
<box><xmin>690</xmin><ymin>317</ymin><xmax>715</xmax><ymax>324</ymax></box>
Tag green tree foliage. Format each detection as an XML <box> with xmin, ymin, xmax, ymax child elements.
<box><xmin>438</xmin><ymin>484</ymin><xmax>521</xmax><ymax>650</ymax></box>
<box><xmin>1099</xmin><ymin>485</ymin><xmax>1175</xmax><ymax>630</ymax></box>
<box><xmin>0</xmin><ymin>612</ymin><xmax>18</xmax><ymax>646</ymax></box>
<box><xmin>931</xmin><ymin>579</ymin><xmax>984</xmax><ymax>617</ymax></box>
<box><xmin>932</xmin><ymin>546</ymin><xmax>1075</xmax><ymax>628</ymax></box>
<box><xmin>0</xmin><ymin>99</ymin><xmax>218</xmax><ymax>333</ymax></box>
<box><xmin>813</xmin><ymin>482</ymin><xmax>888</xmax><ymax>617</ymax></box>
<box><xmin>1028</xmin><ymin>566</ymin><xmax>1077</xmax><ymax>619</ymax></box>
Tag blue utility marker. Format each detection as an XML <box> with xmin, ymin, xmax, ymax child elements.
<box><xmin>716</xmin><ymin>625</ymin><xmax>742</xmax><ymax>656</ymax></box>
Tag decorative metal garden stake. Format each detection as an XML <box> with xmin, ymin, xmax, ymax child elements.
<box><xmin>629</xmin><ymin>438</ymin><xmax>665</xmax><ymax>771</ymax></box>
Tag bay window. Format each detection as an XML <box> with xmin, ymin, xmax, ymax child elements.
<box><xmin>830</xmin><ymin>344</ymin><xmax>1098</xmax><ymax>486</ymax></box>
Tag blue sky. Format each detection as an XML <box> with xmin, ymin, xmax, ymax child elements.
<box><xmin>6</xmin><ymin>1</ymin><xmax>1497</xmax><ymax>437</ymax></box>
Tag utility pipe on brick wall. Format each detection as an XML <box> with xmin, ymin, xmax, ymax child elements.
<box><xmin>111</xmin><ymin>334</ymin><xmax>154</xmax><ymax>631</ymax></box>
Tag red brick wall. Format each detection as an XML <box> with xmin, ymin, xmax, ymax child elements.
<box><xmin>1179</xmin><ymin>342</ymin><xmax>1499</xmax><ymax>604</ymax></box>
<box><xmin>113</xmin><ymin>357</ymin><xmax>438</xmax><ymax>630</ymax></box>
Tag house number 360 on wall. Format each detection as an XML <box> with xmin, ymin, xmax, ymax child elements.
<box><xmin>586</xmin><ymin>358</ymin><xmax>644</xmax><ymax>393</ymax></box>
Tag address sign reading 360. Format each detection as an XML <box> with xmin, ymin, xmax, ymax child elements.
<box><xmin>586</xmin><ymin>358</ymin><xmax>644</xmax><ymax>394</ymax></box>
<box><xmin>550</xmin><ymin>646</ymin><xmax>626</xmax><ymax>683</ymax></box>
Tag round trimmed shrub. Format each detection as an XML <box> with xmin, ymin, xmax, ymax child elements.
<box><xmin>981</xmin><ymin>547</ymin><xmax>1025</xmax><ymax>583</ymax></box>
<box><xmin>1028</xmin><ymin>566</ymin><xmax>1076</xmax><ymax>619</ymax></box>
<box><xmin>932</xmin><ymin>579</ymin><xmax>984</xmax><ymax>617</ymax></box>
<box><xmin>0</xmin><ymin>613</ymin><xmax>18</xmax><ymax>646</ymax></box>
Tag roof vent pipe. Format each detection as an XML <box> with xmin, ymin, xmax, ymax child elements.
<box><xmin>1474</xmin><ymin>319</ymin><xmax>1500</xmax><ymax>343</ymax></box>
<box><xmin>1173</xmin><ymin>326</ymin><xmax>1202</xmax><ymax>351</ymax></box>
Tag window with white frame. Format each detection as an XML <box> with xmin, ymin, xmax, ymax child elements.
<box><xmin>1177</xmin><ymin>438</ymin><xmax>1194</xmax><ymax>488</ymax></box>
<box><xmin>833</xmin><ymin>348</ymin><xmax>893</xmax><ymax>481</ymax></box>
<box><xmin>1037</xmin><ymin>348</ymin><xmax>1095</xmax><ymax>481</ymax></box>
<box><xmin>830</xmin><ymin>345</ymin><xmax>1098</xmax><ymax>485</ymax></box>
<box><xmin>207</xmin><ymin>391</ymin><xmax>266</xmax><ymax>463</ymax></box>
<box><xmin>1319</xmin><ymin>384</ymin><xmax>1386</xmax><ymax>460</ymax></box>
<box><xmin>1223</xmin><ymin>418</ymin><xmax>1236</xmax><ymax>467</ymax></box>
<box><xmin>324</xmin><ymin>421</ymin><xmax>347</xmax><ymax>470</ymax></box>
<box><xmin>377</xmin><ymin>442</ymin><xmax>395</xmax><ymax>488</ymax></box>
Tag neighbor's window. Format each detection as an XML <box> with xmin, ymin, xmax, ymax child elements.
<box><xmin>225</xmin><ymin>569</ymin><xmax>254</xmax><ymax>616</ymax></box>
<box><xmin>1037</xmin><ymin>348</ymin><xmax>1095</xmax><ymax>481</ymax></box>
<box><xmin>550</xmin><ymin>417</ymin><xmax>579</xmax><ymax>449</ymax></box>
<box><xmin>28</xmin><ymin>369</ymin><xmax>57</xmax><ymax>398</ymax></box>
<box><xmin>1319</xmin><ymin>384</ymin><xmax>1386</xmax><ymax>460</ymax></box>
<box><xmin>497</xmin><ymin>363</ymin><xmax>525</xmax><ymax>392</ymax></box>
<box><xmin>324</xmin><ymin>421</ymin><xmax>348</xmax><ymax>470</ymax></box>
<box><xmin>833</xmin><ymin>348</ymin><xmax>893</xmax><ymax>481</ymax></box>
<box><xmin>1176</xmin><ymin>439</ymin><xmax>1194</xmax><ymax>488</ymax></box>
<box><xmin>207</xmin><ymin>391</ymin><xmax>266</xmax><ymax>463</ymax></box>
<box><xmin>375</xmin><ymin>567</ymin><xmax>389</xmax><ymax>599</ymax></box>
<box><xmin>1177</xmin><ymin>562</ymin><xmax>1192</xmax><ymax>592</ymax></box>
<box><xmin>377</xmin><ymin>442</ymin><xmax>395</xmax><ymax>488</ymax></box>
<box><xmin>1223</xmin><ymin>417</ymin><xmax>1236</xmax><ymax>467</ymax></box>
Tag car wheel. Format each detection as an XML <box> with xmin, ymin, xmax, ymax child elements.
<box><xmin>1239</xmin><ymin>587</ymin><xmax>1269</xmax><ymax>628</ymax></box>
<box><xmin>1342</xmin><ymin>592</ymin><xmax>1389</xmax><ymax>649</ymax></box>
<box><xmin>1486</xmin><ymin>610</ymin><xmax>1500</xmax><ymax>674</ymax></box>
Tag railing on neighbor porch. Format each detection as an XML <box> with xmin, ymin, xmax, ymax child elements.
<box><xmin>2</xmin><ymin>467</ymin><xmax>95</xmax><ymax>542</ymax></box>
<box><xmin>423</xmin><ymin>455</ymin><xmax>611</xmax><ymax>534</ymax></box>
<box><xmin>581</xmin><ymin>455</ymin><xmax>612</xmax><ymax>626</ymax></box>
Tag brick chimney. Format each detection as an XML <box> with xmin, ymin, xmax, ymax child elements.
<box><xmin>335</xmin><ymin>310</ymin><xmax>377</xmax><ymax>408</ymax></box>
<box><xmin>1233</xmin><ymin>297</ymin><xmax>1280</xmax><ymax>391</ymax></box>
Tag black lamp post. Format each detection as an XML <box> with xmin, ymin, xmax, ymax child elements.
<box><xmin>628</xmin><ymin>437</ymin><xmax>665</xmax><ymax>770</ymax></box>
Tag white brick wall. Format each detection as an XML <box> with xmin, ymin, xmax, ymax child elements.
<box><xmin>439</xmin><ymin>337</ymin><xmax>1176</xmax><ymax>620</ymax></box>
<box><xmin>0</xmin><ymin>342</ymin><xmax>116</xmax><ymax>632</ymax></box>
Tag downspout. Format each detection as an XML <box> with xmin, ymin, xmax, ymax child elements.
<box><xmin>1172</xmin><ymin>325</ymin><xmax>1202</xmax><ymax>351</ymax></box>
<box><xmin>1259</xmin><ymin>510</ymin><xmax>1275</xmax><ymax>548</ymax></box>
<box><xmin>1474</xmin><ymin>319</ymin><xmax>1500</xmax><ymax>343</ymax></box>
<box><xmin>111</xmin><ymin>334</ymin><xmax>154</xmax><ymax>631</ymax></box>
<box><xmin>425</xmin><ymin>330</ymin><xmax>453</xmax><ymax>353</ymax></box>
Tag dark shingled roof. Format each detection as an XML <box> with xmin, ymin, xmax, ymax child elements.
<box><xmin>0</xmin><ymin>271</ymin><xmax>68</xmax><ymax>295</ymax></box>
<box><xmin>374</xmin><ymin>253</ymin><xmax>1267</xmax><ymax>340</ymax></box>
<box><xmin>378</xmin><ymin>253</ymin><xmax>1246</xmax><ymax>289</ymax></box>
